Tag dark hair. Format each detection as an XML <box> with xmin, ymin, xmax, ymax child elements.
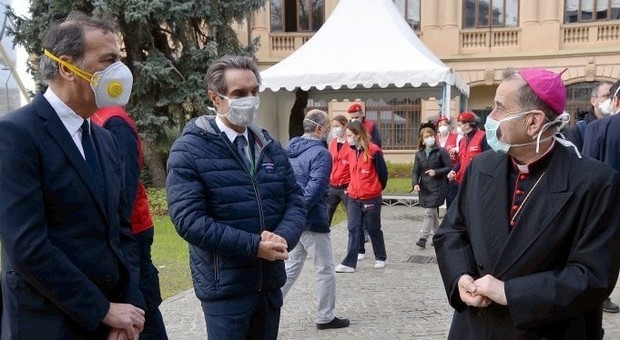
<box><xmin>419</xmin><ymin>121</ymin><xmax>436</xmax><ymax>133</ymax></box>
<box><xmin>205</xmin><ymin>55</ymin><xmax>261</xmax><ymax>94</ymax></box>
<box><xmin>418</xmin><ymin>127</ymin><xmax>436</xmax><ymax>149</ymax></box>
<box><xmin>40</xmin><ymin>11</ymin><xmax>115</xmax><ymax>81</ymax></box>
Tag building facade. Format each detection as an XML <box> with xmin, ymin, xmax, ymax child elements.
<box><xmin>234</xmin><ymin>0</ymin><xmax>620</xmax><ymax>159</ymax></box>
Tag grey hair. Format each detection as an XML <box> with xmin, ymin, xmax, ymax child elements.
<box><xmin>502</xmin><ymin>68</ymin><xmax>556</xmax><ymax>121</ymax></box>
<box><xmin>204</xmin><ymin>55</ymin><xmax>261</xmax><ymax>94</ymax></box>
<box><xmin>592</xmin><ymin>81</ymin><xmax>614</xmax><ymax>97</ymax></box>
<box><xmin>303</xmin><ymin>109</ymin><xmax>328</xmax><ymax>133</ymax></box>
<box><xmin>40</xmin><ymin>11</ymin><xmax>115</xmax><ymax>81</ymax></box>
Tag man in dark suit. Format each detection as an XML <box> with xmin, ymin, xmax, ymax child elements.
<box><xmin>0</xmin><ymin>12</ymin><xmax>145</xmax><ymax>339</ymax></box>
<box><xmin>434</xmin><ymin>67</ymin><xmax>620</xmax><ymax>339</ymax></box>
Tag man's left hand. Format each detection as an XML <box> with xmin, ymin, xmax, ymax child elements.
<box><xmin>474</xmin><ymin>274</ymin><xmax>508</xmax><ymax>306</ymax></box>
<box><xmin>261</xmin><ymin>231</ymin><xmax>288</xmax><ymax>247</ymax></box>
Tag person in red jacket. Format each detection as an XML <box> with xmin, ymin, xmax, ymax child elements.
<box><xmin>348</xmin><ymin>103</ymin><xmax>382</xmax><ymax>148</ymax></box>
<box><xmin>334</xmin><ymin>120</ymin><xmax>388</xmax><ymax>273</ymax></box>
<box><xmin>92</xmin><ymin>106</ymin><xmax>168</xmax><ymax>339</ymax></box>
<box><xmin>327</xmin><ymin>115</ymin><xmax>351</xmax><ymax>226</ymax></box>
<box><xmin>447</xmin><ymin>112</ymin><xmax>489</xmax><ymax>185</ymax></box>
<box><xmin>436</xmin><ymin>116</ymin><xmax>461</xmax><ymax>208</ymax></box>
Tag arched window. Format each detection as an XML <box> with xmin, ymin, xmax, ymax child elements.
<box><xmin>565</xmin><ymin>82</ymin><xmax>597</xmax><ymax>122</ymax></box>
<box><xmin>565</xmin><ymin>0</ymin><xmax>620</xmax><ymax>23</ymax></box>
<box><xmin>270</xmin><ymin>0</ymin><xmax>325</xmax><ymax>32</ymax></box>
<box><xmin>463</xmin><ymin>0</ymin><xmax>519</xmax><ymax>28</ymax></box>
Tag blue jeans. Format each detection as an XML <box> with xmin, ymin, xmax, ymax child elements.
<box><xmin>134</xmin><ymin>228</ymin><xmax>168</xmax><ymax>340</ymax></box>
<box><xmin>201</xmin><ymin>290</ymin><xmax>282</xmax><ymax>340</ymax></box>
<box><xmin>341</xmin><ymin>197</ymin><xmax>386</xmax><ymax>268</ymax></box>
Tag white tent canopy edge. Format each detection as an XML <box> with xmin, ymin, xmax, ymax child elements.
<box><xmin>256</xmin><ymin>0</ymin><xmax>469</xmax><ymax>142</ymax></box>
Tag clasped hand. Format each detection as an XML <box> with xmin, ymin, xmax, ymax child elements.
<box><xmin>457</xmin><ymin>274</ymin><xmax>507</xmax><ymax>308</ymax></box>
<box><xmin>257</xmin><ymin>231</ymin><xmax>289</xmax><ymax>261</ymax></box>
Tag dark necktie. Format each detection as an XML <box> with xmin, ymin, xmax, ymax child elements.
<box><xmin>234</xmin><ymin>135</ymin><xmax>253</xmax><ymax>174</ymax></box>
<box><xmin>81</xmin><ymin>119</ymin><xmax>104</xmax><ymax>198</ymax></box>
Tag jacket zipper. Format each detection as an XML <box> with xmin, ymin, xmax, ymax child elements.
<box><xmin>214</xmin><ymin>253</ymin><xmax>220</xmax><ymax>281</ymax></box>
<box><xmin>253</xmin><ymin>139</ymin><xmax>272</xmax><ymax>292</ymax></box>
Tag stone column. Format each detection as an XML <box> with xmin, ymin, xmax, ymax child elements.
<box><xmin>522</xmin><ymin>0</ymin><xmax>539</xmax><ymax>24</ymax></box>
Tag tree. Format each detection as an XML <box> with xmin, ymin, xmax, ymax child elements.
<box><xmin>7</xmin><ymin>0</ymin><xmax>265</xmax><ymax>186</ymax></box>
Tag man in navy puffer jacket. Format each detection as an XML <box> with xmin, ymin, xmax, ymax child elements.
<box><xmin>282</xmin><ymin>110</ymin><xmax>350</xmax><ymax>330</ymax></box>
<box><xmin>166</xmin><ymin>56</ymin><xmax>305</xmax><ymax>339</ymax></box>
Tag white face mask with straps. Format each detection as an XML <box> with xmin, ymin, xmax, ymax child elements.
<box><xmin>216</xmin><ymin>94</ymin><xmax>260</xmax><ymax>127</ymax></box>
<box><xmin>44</xmin><ymin>49</ymin><xmax>133</xmax><ymax>109</ymax></box>
<box><xmin>485</xmin><ymin>111</ymin><xmax>580</xmax><ymax>157</ymax></box>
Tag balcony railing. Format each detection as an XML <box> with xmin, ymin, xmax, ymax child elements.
<box><xmin>269</xmin><ymin>32</ymin><xmax>315</xmax><ymax>57</ymax></box>
<box><xmin>268</xmin><ymin>30</ymin><xmax>421</xmax><ymax>59</ymax></box>
<box><xmin>562</xmin><ymin>21</ymin><xmax>620</xmax><ymax>47</ymax></box>
<box><xmin>460</xmin><ymin>27</ymin><xmax>520</xmax><ymax>52</ymax></box>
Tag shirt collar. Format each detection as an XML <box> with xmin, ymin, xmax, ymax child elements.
<box><xmin>215</xmin><ymin>115</ymin><xmax>248</xmax><ymax>143</ymax></box>
<box><xmin>43</xmin><ymin>87</ymin><xmax>87</xmax><ymax>137</ymax></box>
<box><xmin>511</xmin><ymin>140</ymin><xmax>555</xmax><ymax>174</ymax></box>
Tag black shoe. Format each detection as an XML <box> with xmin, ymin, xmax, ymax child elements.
<box><xmin>316</xmin><ymin>317</ymin><xmax>350</xmax><ymax>330</ymax></box>
<box><xmin>603</xmin><ymin>298</ymin><xmax>619</xmax><ymax>313</ymax></box>
<box><xmin>416</xmin><ymin>238</ymin><xmax>427</xmax><ymax>249</ymax></box>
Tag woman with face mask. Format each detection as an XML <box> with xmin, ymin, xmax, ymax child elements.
<box><xmin>334</xmin><ymin>120</ymin><xmax>388</xmax><ymax>273</ymax></box>
<box><xmin>327</xmin><ymin>115</ymin><xmax>351</xmax><ymax>227</ymax></box>
<box><xmin>412</xmin><ymin>126</ymin><xmax>452</xmax><ymax>249</ymax></box>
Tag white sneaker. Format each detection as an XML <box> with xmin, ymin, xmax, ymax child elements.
<box><xmin>357</xmin><ymin>253</ymin><xmax>365</xmax><ymax>261</ymax></box>
<box><xmin>335</xmin><ymin>264</ymin><xmax>356</xmax><ymax>273</ymax></box>
<box><xmin>374</xmin><ymin>260</ymin><xmax>386</xmax><ymax>269</ymax></box>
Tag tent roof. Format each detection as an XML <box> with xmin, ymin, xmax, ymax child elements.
<box><xmin>260</xmin><ymin>0</ymin><xmax>469</xmax><ymax>96</ymax></box>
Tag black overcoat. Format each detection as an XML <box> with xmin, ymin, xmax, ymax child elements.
<box><xmin>434</xmin><ymin>146</ymin><xmax>620</xmax><ymax>339</ymax></box>
<box><xmin>412</xmin><ymin>146</ymin><xmax>451</xmax><ymax>208</ymax></box>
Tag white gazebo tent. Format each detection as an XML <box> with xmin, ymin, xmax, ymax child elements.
<box><xmin>257</xmin><ymin>0</ymin><xmax>469</xmax><ymax>142</ymax></box>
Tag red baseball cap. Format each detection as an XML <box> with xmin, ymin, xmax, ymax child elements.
<box><xmin>437</xmin><ymin>116</ymin><xmax>450</xmax><ymax>125</ymax></box>
<box><xmin>457</xmin><ymin>112</ymin><xmax>475</xmax><ymax>123</ymax></box>
<box><xmin>518</xmin><ymin>68</ymin><xmax>567</xmax><ymax>115</ymax></box>
<box><xmin>348</xmin><ymin>103</ymin><xmax>363</xmax><ymax>113</ymax></box>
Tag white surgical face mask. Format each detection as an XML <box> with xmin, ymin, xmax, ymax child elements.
<box><xmin>456</xmin><ymin>126</ymin><xmax>466</xmax><ymax>135</ymax></box>
<box><xmin>485</xmin><ymin>111</ymin><xmax>564</xmax><ymax>154</ymax></box>
<box><xmin>438</xmin><ymin>125</ymin><xmax>449</xmax><ymax>136</ymax></box>
<box><xmin>599</xmin><ymin>98</ymin><xmax>613</xmax><ymax>116</ymax></box>
<box><xmin>484</xmin><ymin>112</ymin><xmax>530</xmax><ymax>153</ymax></box>
<box><xmin>44</xmin><ymin>50</ymin><xmax>133</xmax><ymax>109</ymax></box>
<box><xmin>347</xmin><ymin>136</ymin><xmax>357</xmax><ymax>147</ymax></box>
<box><xmin>424</xmin><ymin>136</ymin><xmax>435</xmax><ymax>147</ymax></box>
<box><xmin>217</xmin><ymin>94</ymin><xmax>260</xmax><ymax>127</ymax></box>
<box><xmin>331</xmin><ymin>126</ymin><xmax>343</xmax><ymax>137</ymax></box>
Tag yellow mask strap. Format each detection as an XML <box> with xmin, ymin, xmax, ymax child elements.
<box><xmin>43</xmin><ymin>49</ymin><xmax>94</xmax><ymax>84</ymax></box>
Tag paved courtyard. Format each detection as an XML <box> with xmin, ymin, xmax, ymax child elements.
<box><xmin>161</xmin><ymin>205</ymin><xmax>620</xmax><ymax>339</ymax></box>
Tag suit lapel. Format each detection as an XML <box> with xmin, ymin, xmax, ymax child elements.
<box><xmin>92</xmin><ymin>127</ymin><xmax>114</xmax><ymax>223</ymax></box>
<box><xmin>478</xmin><ymin>156</ymin><xmax>511</xmax><ymax>271</ymax></box>
<box><xmin>492</xmin><ymin>147</ymin><xmax>572</xmax><ymax>277</ymax></box>
<box><xmin>37</xmin><ymin>96</ymin><xmax>107</xmax><ymax>217</ymax></box>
